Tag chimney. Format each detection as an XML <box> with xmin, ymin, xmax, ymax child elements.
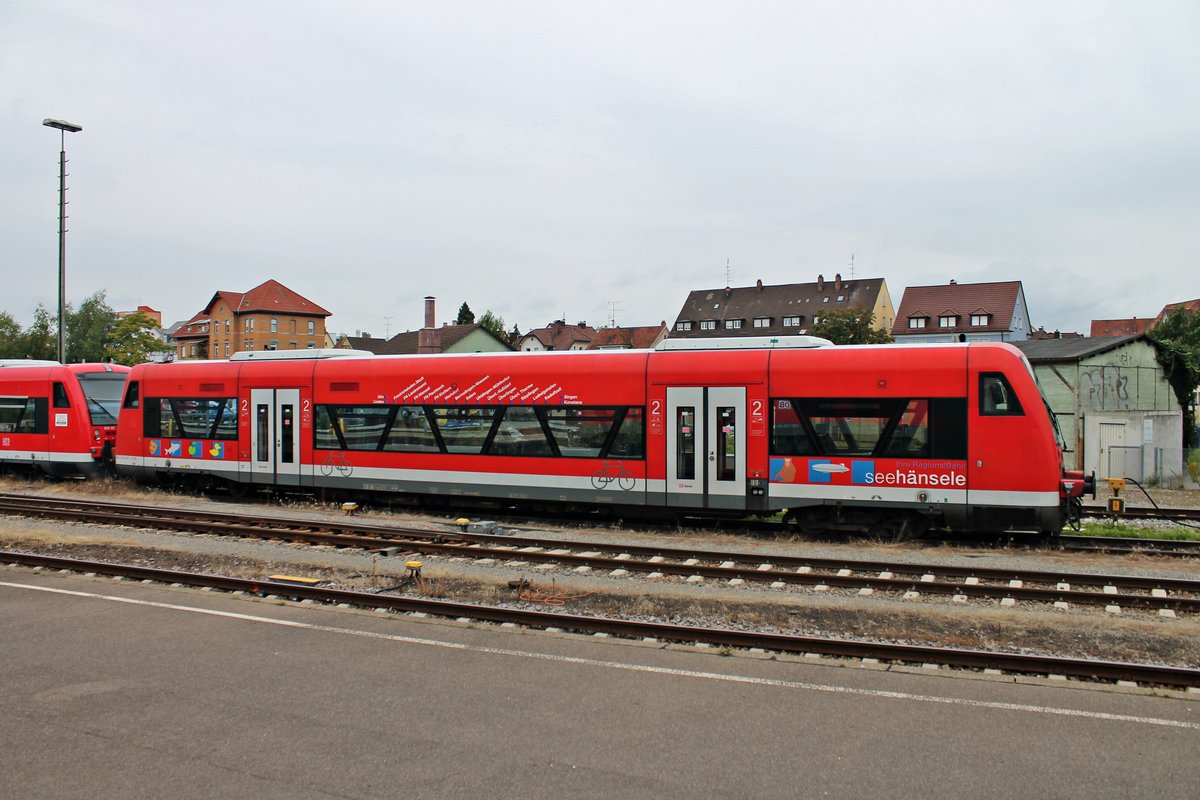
<box><xmin>756</xmin><ymin>279</ymin><xmax>763</xmax><ymax>291</ymax></box>
<box><xmin>724</xmin><ymin>286</ymin><xmax>732</xmax><ymax>298</ymax></box>
<box><xmin>835</xmin><ymin>273</ymin><xmax>842</xmax><ymax>291</ymax></box>
<box><xmin>418</xmin><ymin>296</ymin><xmax>441</xmax><ymax>354</ymax></box>
<box><xmin>949</xmin><ymin>279</ymin><xmax>957</xmax><ymax>285</ymax></box>
<box><xmin>424</xmin><ymin>296</ymin><xmax>436</xmax><ymax>329</ymax></box>
<box><xmin>817</xmin><ymin>274</ymin><xmax>825</xmax><ymax>291</ymax></box>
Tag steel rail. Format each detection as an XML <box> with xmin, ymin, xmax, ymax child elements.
<box><xmin>3</xmin><ymin>495</ymin><xmax>1199</xmax><ymax>612</ymax></box>
<box><xmin>4</xmin><ymin>549</ymin><xmax>1198</xmax><ymax>689</ymax></box>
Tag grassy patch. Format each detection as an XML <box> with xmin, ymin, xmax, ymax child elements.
<box><xmin>1075</xmin><ymin>522</ymin><xmax>1200</xmax><ymax>541</ymax></box>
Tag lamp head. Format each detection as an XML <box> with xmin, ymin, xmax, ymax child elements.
<box><xmin>43</xmin><ymin>118</ymin><xmax>82</xmax><ymax>133</ymax></box>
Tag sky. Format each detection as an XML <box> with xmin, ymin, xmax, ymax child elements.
<box><xmin>3</xmin><ymin>1</ymin><xmax>1198</xmax><ymax>338</ymax></box>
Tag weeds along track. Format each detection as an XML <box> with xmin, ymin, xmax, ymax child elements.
<box><xmin>5</xmin><ymin>549</ymin><xmax>1200</xmax><ymax>690</ymax></box>
<box><xmin>2</xmin><ymin>492</ymin><xmax>1199</xmax><ymax>617</ymax></box>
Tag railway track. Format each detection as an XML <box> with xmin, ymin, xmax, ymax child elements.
<box><xmin>2</xmin><ymin>493</ymin><xmax>1199</xmax><ymax>616</ymax></box>
<box><xmin>1081</xmin><ymin>504</ymin><xmax>1200</xmax><ymax>523</ymax></box>
<box><xmin>4</xmin><ymin>549</ymin><xmax>1198</xmax><ymax>690</ymax></box>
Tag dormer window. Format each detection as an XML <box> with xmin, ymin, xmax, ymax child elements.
<box><xmin>782</xmin><ymin>315</ymin><xmax>802</xmax><ymax>327</ymax></box>
<box><xmin>753</xmin><ymin>317</ymin><xmax>771</xmax><ymax>328</ymax></box>
<box><xmin>970</xmin><ymin>313</ymin><xmax>989</xmax><ymax>326</ymax></box>
<box><xmin>676</xmin><ymin>321</ymin><xmax>693</xmax><ymax>332</ymax></box>
<box><xmin>939</xmin><ymin>315</ymin><xmax>958</xmax><ymax>328</ymax></box>
<box><xmin>700</xmin><ymin>320</ymin><xmax>717</xmax><ymax>330</ymax></box>
<box><xmin>725</xmin><ymin>319</ymin><xmax>743</xmax><ymax>330</ymax></box>
<box><xmin>907</xmin><ymin>317</ymin><xmax>928</xmax><ymax>329</ymax></box>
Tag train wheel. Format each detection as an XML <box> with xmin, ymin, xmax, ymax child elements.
<box><xmin>877</xmin><ymin>513</ymin><xmax>929</xmax><ymax>544</ymax></box>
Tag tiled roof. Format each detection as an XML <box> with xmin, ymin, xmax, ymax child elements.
<box><xmin>523</xmin><ymin>322</ymin><xmax>598</xmax><ymax>350</ymax></box>
<box><xmin>1158</xmin><ymin>298</ymin><xmax>1200</xmax><ymax>321</ymax></box>
<box><xmin>350</xmin><ymin>325</ymin><xmax>503</xmax><ymax>355</ymax></box>
<box><xmin>1089</xmin><ymin>318</ymin><xmax>1154</xmax><ymax>337</ymax></box>
<box><xmin>892</xmin><ymin>281</ymin><xmax>1022</xmax><ymax>336</ymax></box>
<box><xmin>588</xmin><ymin>324</ymin><xmax>667</xmax><ymax>349</ymax></box>
<box><xmin>1015</xmin><ymin>334</ymin><xmax>1146</xmax><ymax>362</ymax></box>
<box><xmin>202</xmin><ymin>280</ymin><xmax>331</xmax><ymax>318</ymax></box>
<box><xmin>671</xmin><ymin>276</ymin><xmax>889</xmax><ymax>338</ymax></box>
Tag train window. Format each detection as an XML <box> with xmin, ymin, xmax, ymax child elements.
<box><xmin>433</xmin><ymin>407</ymin><xmax>498</xmax><ymax>454</ymax></box>
<box><xmin>122</xmin><ymin>381</ymin><xmax>140</xmax><ymax>409</ymax></box>
<box><xmin>145</xmin><ymin>398</ymin><xmax>239</xmax><ymax>440</ymax></box>
<box><xmin>488</xmin><ymin>407</ymin><xmax>555</xmax><ymax>457</ymax></box>
<box><xmin>52</xmin><ymin>382</ymin><xmax>70</xmax><ymax>408</ymax></box>
<box><xmin>543</xmin><ymin>407</ymin><xmax>632</xmax><ymax>458</ymax></box>
<box><xmin>980</xmin><ymin>373</ymin><xmax>1024</xmax><ymax>416</ymax></box>
<box><xmin>20</xmin><ymin>398</ymin><xmax>48</xmax><ymax>434</ymax></box>
<box><xmin>313</xmin><ymin>406</ymin><xmax>344</xmax><ymax>449</ymax></box>
<box><xmin>76</xmin><ymin>372</ymin><xmax>127</xmax><ymax>426</ymax></box>
<box><xmin>716</xmin><ymin>406</ymin><xmax>737</xmax><ymax>481</ymax></box>
<box><xmin>323</xmin><ymin>406</ymin><xmax>392</xmax><ymax>450</ymax></box>
<box><xmin>879</xmin><ymin>400</ymin><xmax>930</xmax><ymax>458</ymax></box>
<box><xmin>929</xmin><ymin>398</ymin><xmax>967</xmax><ymax>459</ymax></box>
<box><xmin>607</xmin><ymin>407</ymin><xmax>645</xmax><ymax>459</ymax></box>
<box><xmin>770</xmin><ymin>399</ymin><xmax>816</xmax><ymax>456</ymax></box>
<box><xmin>676</xmin><ymin>407</ymin><xmax>696</xmax><ymax>479</ymax></box>
<box><xmin>256</xmin><ymin>404</ymin><xmax>269</xmax><ymax>462</ymax></box>
<box><xmin>800</xmin><ymin>398</ymin><xmax>906</xmax><ymax>456</ymax></box>
<box><xmin>381</xmin><ymin>406</ymin><xmax>439</xmax><ymax>452</ymax></box>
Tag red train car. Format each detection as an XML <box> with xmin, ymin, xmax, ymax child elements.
<box><xmin>114</xmin><ymin>342</ymin><xmax>1086</xmax><ymax>536</ymax></box>
<box><xmin>0</xmin><ymin>360</ymin><xmax>130</xmax><ymax>477</ymax></box>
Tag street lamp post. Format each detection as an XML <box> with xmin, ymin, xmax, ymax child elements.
<box><xmin>42</xmin><ymin>118</ymin><xmax>82</xmax><ymax>364</ymax></box>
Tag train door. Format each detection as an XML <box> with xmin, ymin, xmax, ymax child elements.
<box><xmin>250</xmin><ymin>388</ymin><xmax>301</xmax><ymax>486</ymax></box>
<box><xmin>665</xmin><ymin>387</ymin><xmax>746</xmax><ymax>510</ymax></box>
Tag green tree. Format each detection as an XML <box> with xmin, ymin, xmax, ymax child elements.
<box><xmin>478</xmin><ymin>310</ymin><xmax>506</xmax><ymax>341</ymax></box>
<box><xmin>1149</xmin><ymin>308</ymin><xmax>1200</xmax><ymax>447</ymax></box>
<box><xmin>66</xmin><ymin>290</ymin><xmax>117</xmax><ymax>363</ymax></box>
<box><xmin>104</xmin><ymin>312</ymin><xmax>162</xmax><ymax>366</ymax></box>
<box><xmin>455</xmin><ymin>302</ymin><xmax>475</xmax><ymax>325</ymax></box>
<box><xmin>0</xmin><ymin>311</ymin><xmax>24</xmax><ymax>358</ymax></box>
<box><xmin>22</xmin><ymin>306</ymin><xmax>57</xmax><ymax>361</ymax></box>
<box><xmin>811</xmin><ymin>308</ymin><xmax>894</xmax><ymax>345</ymax></box>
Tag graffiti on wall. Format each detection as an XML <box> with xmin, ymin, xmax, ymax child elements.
<box><xmin>1079</xmin><ymin>366</ymin><xmax>1129</xmax><ymax>410</ymax></box>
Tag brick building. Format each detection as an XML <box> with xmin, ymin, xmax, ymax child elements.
<box><xmin>170</xmin><ymin>279</ymin><xmax>332</xmax><ymax>360</ymax></box>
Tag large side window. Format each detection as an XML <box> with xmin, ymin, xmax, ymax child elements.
<box><xmin>0</xmin><ymin>398</ymin><xmax>45</xmax><ymax>434</ymax></box>
<box><xmin>980</xmin><ymin>373</ymin><xmax>1024</xmax><ymax>416</ymax></box>
<box><xmin>770</xmin><ymin>396</ymin><xmax>967</xmax><ymax>459</ymax></box>
<box><xmin>145</xmin><ymin>398</ymin><xmax>239</xmax><ymax>439</ymax></box>
<box><xmin>311</xmin><ymin>403</ymin><xmax>646</xmax><ymax>458</ymax></box>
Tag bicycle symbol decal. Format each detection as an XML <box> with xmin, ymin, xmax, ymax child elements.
<box><xmin>591</xmin><ymin>461</ymin><xmax>635</xmax><ymax>491</ymax></box>
<box><xmin>320</xmin><ymin>454</ymin><xmax>354</xmax><ymax>477</ymax></box>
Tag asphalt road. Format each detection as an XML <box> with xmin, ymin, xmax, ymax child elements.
<box><xmin>3</xmin><ymin>566</ymin><xmax>1199</xmax><ymax>800</ymax></box>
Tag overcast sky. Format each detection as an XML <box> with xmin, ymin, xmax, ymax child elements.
<box><xmin>3</xmin><ymin>1</ymin><xmax>1197</xmax><ymax>338</ymax></box>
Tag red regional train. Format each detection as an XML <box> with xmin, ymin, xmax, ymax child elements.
<box><xmin>113</xmin><ymin>340</ymin><xmax>1090</xmax><ymax>537</ymax></box>
<box><xmin>0</xmin><ymin>360</ymin><xmax>130</xmax><ymax>477</ymax></box>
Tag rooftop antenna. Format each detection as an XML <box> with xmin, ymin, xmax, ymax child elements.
<box><xmin>383</xmin><ymin>316</ymin><xmax>394</xmax><ymax>338</ymax></box>
<box><xmin>849</xmin><ymin>253</ymin><xmax>856</xmax><ymax>280</ymax></box>
<box><xmin>607</xmin><ymin>300</ymin><xmax>623</xmax><ymax>327</ymax></box>
<box><xmin>724</xmin><ymin>258</ymin><xmax>732</xmax><ymax>286</ymax></box>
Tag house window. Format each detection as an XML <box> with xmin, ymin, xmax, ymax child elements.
<box><xmin>822</xmin><ymin>297</ymin><xmax>830</xmax><ymax>303</ymax></box>
<box><xmin>307</xmin><ymin>342</ymin><xmax>316</xmax><ymax>349</ymax></box>
<box><xmin>813</xmin><ymin>316</ymin><xmax>821</xmax><ymax>326</ymax></box>
<box><xmin>308</xmin><ymin>321</ymin><xmax>316</xmax><ymax>335</ymax></box>
<box><xmin>908</xmin><ymin>317</ymin><xmax>927</xmax><ymax>329</ymax></box>
<box><xmin>725</xmin><ymin>319</ymin><xmax>743</xmax><ymax>330</ymax></box>
<box><xmin>699</xmin><ymin>320</ymin><xmax>717</xmax><ymax>331</ymax></box>
<box><xmin>939</xmin><ymin>316</ymin><xmax>957</xmax><ymax>328</ymax></box>
<box><xmin>675</xmin><ymin>321</ymin><xmax>694</xmax><ymax>332</ymax></box>
<box><xmin>225</xmin><ymin>319</ymin><xmax>231</xmax><ymax>333</ymax></box>
<box><xmin>290</xmin><ymin>320</ymin><xmax>297</xmax><ymax>333</ymax></box>
<box><xmin>270</xmin><ymin>318</ymin><xmax>279</xmax><ymax>333</ymax></box>
<box><xmin>971</xmin><ymin>314</ymin><xmax>989</xmax><ymax>326</ymax></box>
<box><xmin>224</xmin><ymin>342</ymin><xmax>230</xmax><ymax>357</ymax></box>
<box><xmin>782</xmin><ymin>316</ymin><xmax>801</xmax><ymax>327</ymax></box>
<box><xmin>753</xmin><ymin>317</ymin><xmax>771</xmax><ymax>328</ymax></box>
